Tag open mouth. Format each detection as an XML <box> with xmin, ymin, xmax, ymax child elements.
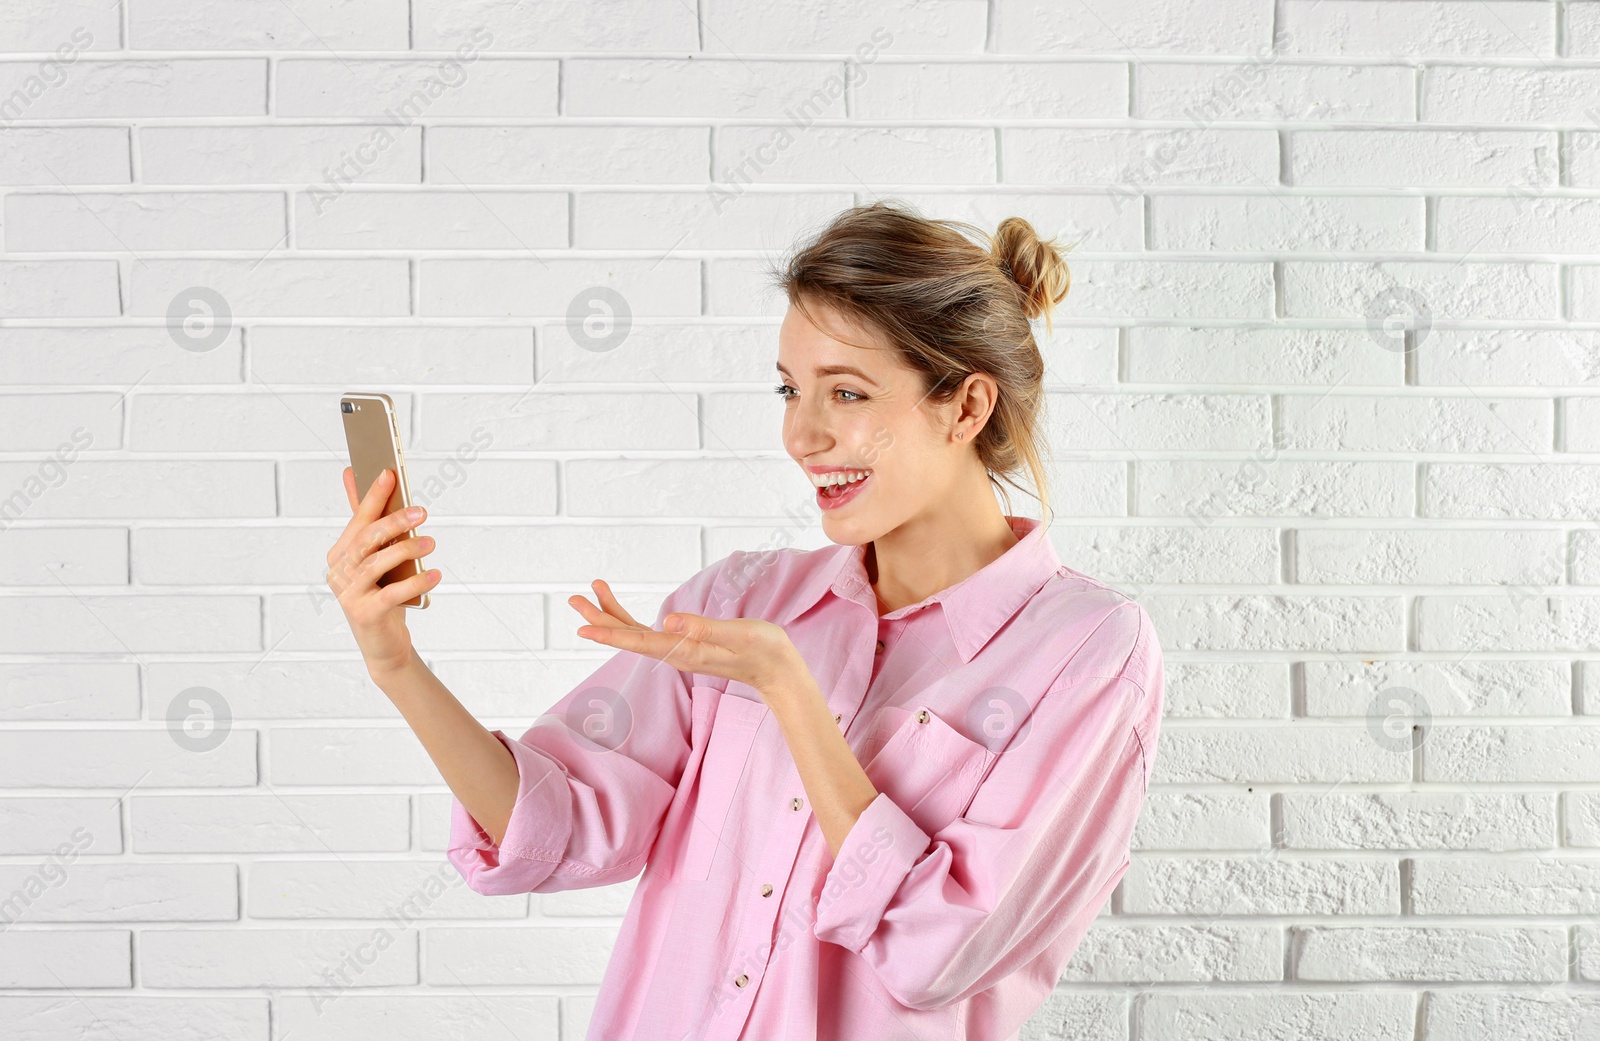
<box><xmin>810</xmin><ymin>468</ymin><xmax>872</xmax><ymax>510</ymax></box>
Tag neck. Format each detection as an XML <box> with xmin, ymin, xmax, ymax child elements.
<box><xmin>867</xmin><ymin>486</ymin><xmax>1022</xmax><ymax>616</ymax></box>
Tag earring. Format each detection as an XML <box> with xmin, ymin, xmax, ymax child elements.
<box><xmin>956</xmin><ymin>432</ymin><xmax>964</xmax><ymax>440</ymax></box>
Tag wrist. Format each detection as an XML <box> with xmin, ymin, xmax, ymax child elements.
<box><xmin>760</xmin><ymin>662</ymin><xmax>824</xmax><ymax>718</ymax></box>
<box><xmin>368</xmin><ymin>645</ymin><xmax>421</xmax><ymax>689</ymax></box>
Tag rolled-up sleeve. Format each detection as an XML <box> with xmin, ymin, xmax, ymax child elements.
<box><xmin>811</xmin><ymin>601</ymin><xmax>1164</xmax><ymax>1012</ymax></box>
<box><xmin>448</xmin><ymin>556</ymin><xmax>727</xmax><ymax>896</ymax></box>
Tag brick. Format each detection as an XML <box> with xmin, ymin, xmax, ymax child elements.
<box><xmin>0</xmin><ymin>797</ymin><xmax>123</xmax><ymax>854</ymax></box>
<box><xmin>139</xmin><ymin>928</ymin><xmax>416</xmax><ymax>988</ymax></box>
<box><xmin>276</xmin><ymin>59</ymin><xmax>556</xmax><ymax>118</ymax></box>
<box><xmin>994</xmin><ymin>0</ymin><xmax>1271</xmax><ymax>55</ymax></box>
<box><xmin>1302</xmin><ymin>659</ymin><xmax>1572</xmax><ymax>717</ymax></box>
<box><xmin>0</xmin><ymin>260</ymin><xmax>119</xmax><ymax>317</ymax></box>
<box><xmin>1158</xmin><ymin>661</ymin><xmax>1288</xmax><ymax>718</ymax></box>
<box><xmin>127</xmin><ymin>259</ymin><xmax>410</xmax><ymax>318</ymax></box>
<box><xmin>718</xmin><ymin>125</ymin><xmax>994</xmax><ymax>185</ymax></box>
<box><xmin>0</xmin><ymin>127</ymin><xmax>129</xmax><ymax>184</ymax></box>
<box><xmin>414</xmin><ymin>1</ymin><xmax>697</xmax><ymax>50</ymax></box>
<box><xmin>568</xmin><ymin>59</ymin><xmax>848</xmax><ymax>118</ymax></box>
<box><xmin>1290</xmin><ymin>130</ymin><xmax>1552</xmax><ymax>187</ymax></box>
<box><xmin>1122</xmin><ymin>856</ymin><xmax>1400</xmax><ymax>915</ymax></box>
<box><xmin>860</xmin><ymin>61</ymin><xmax>1126</xmax><ymax>119</ymax></box>
<box><xmin>0</xmin><ymin>525</ymin><xmax>126</xmax><ymax>586</ymax></box>
<box><xmin>294</xmin><ymin>190</ymin><xmax>566</xmax><ymax>250</ymax></box>
<box><xmin>427</xmin><ymin>126</ymin><xmax>707</xmax><ymax>184</ymax></box>
<box><xmin>1004</xmin><ymin>128</ymin><xmax>1278</xmax><ymax>187</ymax></box>
<box><xmin>1153</xmin><ymin>725</ymin><xmax>1408</xmax><ymax>784</ymax></box>
<box><xmin>1149</xmin><ymin>194</ymin><xmax>1422</xmax><ymax>252</ymax></box>
<box><xmin>0</xmin><ymin>931</ymin><xmax>130</xmax><ymax>988</ymax></box>
<box><xmin>0</xmin><ymin>730</ymin><xmax>256</xmax><ymax>787</ymax></box>
<box><xmin>701</xmin><ymin>3</ymin><xmax>980</xmax><ymax>54</ymax></box>
<box><xmin>419</xmin><ymin>258</ymin><xmax>697</xmax><ymax>318</ymax></box>
<box><xmin>1142</xmin><ymin>991</ymin><xmax>1413</xmax><ymax>1041</ymax></box>
<box><xmin>246</xmin><ymin>860</ymin><xmax>524</xmax><ymax>919</ymax></box>
<box><xmin>1281</xmin><ymin>792</ymin><xmax>1554</xmax><ymax>850</ymax></box>
<box><xmin>0</xmin><ymin>863</ymin><xmax>236</xmax><ymax>923</ymax></box>
<box><xmin>0</xmin><ymin>662</ymin><xmax>139</xmax><ymax>721</ymax></box>
<box><xmin>248</xmin><ymin>325</ymin><xmax>532</xmax><ymax>384</ymax></box>
<box><xmin>1280</xmin><ymin>1</ymin><xmax>1554</xmax><ymax>58</ymax></box>
<box><xmin>0</xmin><ymin>59</ymin><xmax>264</xmax><ymax>118</ymax></box>
<box><xmin>5</xmin><ymin>191</ymin><xmax>285</xmax><ymax>252</ymax></box>
<box><xmin>140</xmin><ymin>125</ymin><xmax>421</xmax><ymax>185</ymax></box>
<box><xmin>132</xmin><ymin>794</ymin><xmax>409</xmax><ymax>853</ymax></box>
<box><xmin>0</xmin><ymin>997</ymin><xmax>267</xmax><ymax>1041</ymax></box>
<box><xmin>1295</xmin><ymin>926</ymin><xmax>1566</xmax><ymax>981</ymax></box>
<box><xmin>1137</xmin><ymin>61</ymin><xmax>1413</xmax><ymax>121</ymax></box>
<box><xmin>131</xmin><ymin>0</ymin><xmax>408</xmax><ymax>50</ymax></box>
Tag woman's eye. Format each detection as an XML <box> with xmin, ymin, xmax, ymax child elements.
<box><xmin>772</xmin><ymin>383</ymin><xmax>797</xmax><ymax>399</ymax></box>
<box><xmin>836</xmin><ymin>389</ymin><xmax>864</xmax><ymax>402</ymax></box>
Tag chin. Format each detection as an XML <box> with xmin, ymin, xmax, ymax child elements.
<box><xmin>819</xmin><ymin>510</ymin><xmax>881</xmax><ymax>547</ymax></box>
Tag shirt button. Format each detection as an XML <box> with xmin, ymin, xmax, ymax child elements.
<box><xmin>832</xmin><ymin>712</ymin><xmax>842</xmax><ymax>725</ymax></box>
<box><xmin>790</xmin><ymin>797</ymin><xmax>803</xmax><ymax>811</ymax></box>
<box><xmin>760</xmin><ymin>883</ymin><xmax>773</xmax><ymax>897</ymax></box>
<box><xmin>875</xmin><ymin>639</ymin><xmax>885</xmax><ymax>653</ymax></box>
<box><xmin>734</xmin><ymin>973</ymin><xmax>749</xmax><ymax>987</ymax></box>
<box><xmin>916</xmin><ymin>708</ymin><xmax>930</xmax><ymax>724</ymax></box>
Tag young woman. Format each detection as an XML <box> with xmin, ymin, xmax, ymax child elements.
<box><xmin>327</xmin><ymin>200</ymin><xmax>1165</xmax><ymax>1041</ymax></box>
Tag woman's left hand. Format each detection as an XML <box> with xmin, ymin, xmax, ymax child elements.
<box><xmin>569</xmin><ymin>578</ymin><xmax>808</xmax><ymax>700</ymax></box>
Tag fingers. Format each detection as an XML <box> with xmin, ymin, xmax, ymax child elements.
<box><xmin>577</xmin><ymin>623</ymin><xmax>699</xmax><ymax>668</ymax></box>
<box><xmin>331</xmin><ymin>467</ymin><xmax>397</xmax><ymax>561</ymax></box>
<box><xmin>330</xmin><ymin>533</ymin><xmax>433</xmax><ymax>599</ymax></box>
<box><xmin>354</xmin><ymin>494</ymin><xmax>426</xmax><ymax>565</ymax></box>
<box><xmin>567</xmin><ymin>594</ymin><xmax>622</xmax><ymax>630</ymax></box>
<box><xmin>375</xmin><ymin>563</ymin><xmax>442</xmax><ymax>607</ymax></box>
<box><xmin>591</xmin><ymin>579</ymin><xmax>643</xmax><ymax>628</ymax></box>
<box><xmin>341</xmin><ymin>466</ymin><xmax>360</xmax><ymax>513</ymax></box>
<box><xmin>355</xmin><ymin>466</ymin><xmax>395</xmax><ymax>523</ymax></box>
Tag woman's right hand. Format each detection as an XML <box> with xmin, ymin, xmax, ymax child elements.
<box><xmin>327</xmin><ymin>466</ymin><xmax>440</xmax><ymax>678</ymax></box>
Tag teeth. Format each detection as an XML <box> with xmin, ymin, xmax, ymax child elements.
<box><xmin>809</xmin><ymin>469</ymin><xmax>871</xmax><ymax>488</ymax></box>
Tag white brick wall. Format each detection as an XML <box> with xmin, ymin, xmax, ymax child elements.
<box><xmin>0</xmin><ymin>2</ymin><xmax>1597</xmax><ymax>1039</ymax></box>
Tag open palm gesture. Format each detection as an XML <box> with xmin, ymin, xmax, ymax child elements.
<box><xmin>569</xmin><ymin>579</ymin><xmax>804</xmax><ymax>698</ymax></box>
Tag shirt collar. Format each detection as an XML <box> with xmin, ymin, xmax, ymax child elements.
<box><xmin>775</xmin><ymin>515</ymin><xmax>1062</xmax><ymax>663</ymax></box>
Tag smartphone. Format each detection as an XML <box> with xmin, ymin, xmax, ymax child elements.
<box><xmin>339</xmin><ymin>392</ymin><xmax>429</xmax><ymax>609</ymax></box>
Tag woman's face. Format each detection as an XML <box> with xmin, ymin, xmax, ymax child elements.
<box><xmin>776</xmin><ymin>300</ymin><xmax>960</xmax><ymax>546</ymax></box>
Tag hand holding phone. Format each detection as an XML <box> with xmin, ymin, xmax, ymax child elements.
<box><xmin>326</xmin><ymin>466</ymin><xmax>440</xmax><ymax>678</ymax></box>
<box><xmin>339</xmin><ymin>392</ymin><xmax>429</xmax><ymax>609</ymax></box>
<box><xmin>327</xmin><ymin>392</ymin><xmax>439</xmax><ymax>679</ymax></box>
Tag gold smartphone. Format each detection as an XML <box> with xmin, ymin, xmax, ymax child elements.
<box><xmin>339</xmin><ymin>392</ymin><xmax>429</xmax><ymax>609</ymax></box>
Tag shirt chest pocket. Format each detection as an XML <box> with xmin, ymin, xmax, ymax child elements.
<box><xmin>861</xmin><ymin>705</ymin><xmax>996</xmax><ymax>837</ymax></box>
<box><xmin>682</xmin><ymin>684</ymin><xmax>769</xmax><ymax>882</ymax></box>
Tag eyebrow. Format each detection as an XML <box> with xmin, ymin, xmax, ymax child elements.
<box><xmin>774</xmin><ymin>362</ymin><xmax>881</xmax><ymax>388</ymax></box>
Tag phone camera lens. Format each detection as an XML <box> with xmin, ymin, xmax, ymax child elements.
<box><xmin>341</xmin><ymin>401</ymin><xmax>353</xmax><ymax>413</ymax></box>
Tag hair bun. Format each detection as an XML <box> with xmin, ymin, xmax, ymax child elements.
<box><xmin>990</xmin><ymin>216</ymin><xmax>1071</xmax><ymax>326</ymax></box>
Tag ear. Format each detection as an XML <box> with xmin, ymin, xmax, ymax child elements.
<box><xmin>950</xmin><ymin>372</ymin><xmax>999</xmax><ymax>443</ymax></box>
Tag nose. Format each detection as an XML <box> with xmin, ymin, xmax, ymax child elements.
<box><xmin>781</xmin><ymin>391</ymin><xmax>830</xmax><ymax>462</ymax></box>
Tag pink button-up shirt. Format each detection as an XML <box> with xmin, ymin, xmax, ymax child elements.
<box><xmin>449</xmin><ymin>514</ymin><xmax>1164</xmax><ymax>1041</ymax></box>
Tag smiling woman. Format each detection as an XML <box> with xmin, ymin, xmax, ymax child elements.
<box><xmin>769</xmin><ymin>200</ymin><xmax>1070</xmax><ymax>553</ymax></box>
<box><xmin>347</xmin><ymin>201</ymin><xmax>1163</xmax><ymax>1041</ymax></box>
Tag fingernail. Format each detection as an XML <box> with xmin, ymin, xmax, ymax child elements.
<box><xmin>406</xmin><ymin>506</ymin><xmax>422</xmax><ymax>519</ymax></box>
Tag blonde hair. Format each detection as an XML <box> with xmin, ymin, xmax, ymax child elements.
<box><xmin>769</xmin><ymin>199</ymin><xmax>1071</xmax><ymax>523</ymax></box>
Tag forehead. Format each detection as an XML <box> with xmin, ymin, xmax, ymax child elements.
<box><xmin>777</xmin><ymin>300</ymin><xmax>898</xmax><ymax>371</ymax></box>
